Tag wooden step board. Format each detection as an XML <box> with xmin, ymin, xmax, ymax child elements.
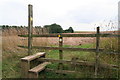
<box><xmin>28</xmin><ymin>62</ymin><xmax>51</xmax><ymax>78</ymax></box>
<box><xmin>21</xmin><ymin>52</ymin><xmax>46</xmax><ymax>62</ymax></box>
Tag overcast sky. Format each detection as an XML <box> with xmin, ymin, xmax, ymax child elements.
<box><xmin>0</xmin><ymin>0</ymin><xmax>119</xmax><ymax>31</ymax></box>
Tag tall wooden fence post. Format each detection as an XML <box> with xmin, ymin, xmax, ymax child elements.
<box><xmin>28</xmin><ymin>4</ymin><xmax>33</xmax><ymax>55</ymax></box>
<box><xmin>118</xmin><ymin>49</ymin><xmax>120</xmax><ymax>79</ymax></box>
<box><xmin>95</xmin><ymin>26</ymin><xmax>100</xmax><ymax>78</ymax></box>
<box><xmin>118</xmin><ymin>28</ymin><xmax>120</xmax><ymax>79</ymax></box>
<box><xmin>58</xmin><ymin>34</ymin><xmax>63</xmax><ymax>69</ymax></box>
<box><xmin>118</xmin><ymin>1</ymin><xmax>120</xmax><ymax>79</ymax></box>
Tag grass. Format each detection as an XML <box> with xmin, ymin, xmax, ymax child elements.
<box><xmin>2</xmin><ymin>26</ymin><xmax>119</xmax><ymax>78</ymax></box>
<box><xmin>2</xmin><ymin>43</ymin><xmax>95</xmax><ymax>78</ymax></box>
<box><xmin>2</xmin><ymin>51</ymin><xmax>27</xmax><ymax>78</ymax></box>
<box><xmin>2</xmin><ymin>41</ymin><xmax>119</xmax><ymax>78</ymax></box>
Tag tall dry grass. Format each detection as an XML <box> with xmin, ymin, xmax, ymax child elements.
<box><xmin>2</xmin><ymin>27</ymin><xmax>49</xmax><ymax>53</ymax></box>
<box><xmin>98</xmin><ymin>20</ymin><xmax>119</xmax><ymax>52</ymax></box>
<box><xmin>96</xmin><ymin>20</ymin><xmax>119</xmax><ymax>66</ymax></box>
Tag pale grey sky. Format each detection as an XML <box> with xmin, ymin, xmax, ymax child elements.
<box><xmin>0</xmin><ymin>0</ymin><xmax>119</xmax><ymax>31</ymax></box>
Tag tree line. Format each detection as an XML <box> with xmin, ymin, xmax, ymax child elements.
<box><xmin>0</xmin><ymin>23</ymin><xmax>74</xmax><ymax>33</ymax></box>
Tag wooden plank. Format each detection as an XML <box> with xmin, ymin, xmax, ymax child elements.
<box><xmin>28</xmin><ymin>62</ymin><xmax>50</xmax><ymax>78</ymax></box>
<box><xmin>38</xmin><ymin>58</ymin><xmax>118</xmax><ymax>69</ymax></box>
<box><xmin>21</xmin><ymin>52</ymin><xmax>45</xmax><ymax>62</ymax></box>
<box><xmin>18</xmin><ymin>46</ymin><xmax>104</xmax><ymax>52</ymax></box>
<box><xmin>28</xmin><ymin>4</ymin><xmax>33</xmax><ymax>55</ymax></box>
<box><xmin>45</xmin><ymin>68</ymin><xmax>82</xmax><ymax>74</ymax></box>
<box><xmin>18</xmin><ymin>34</ymin><xmax>120</xmax><ymax>37</ymax></box>
<box><xmin>29</xmin><ymin>62</ymin><xmax>51</xmax><ymax>73</ymax></box>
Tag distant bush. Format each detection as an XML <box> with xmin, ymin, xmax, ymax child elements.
<box><xmin>64</xmin><ymin>27</ymin><xmax>74</xmax><ymax>33</ymax></box>
<box><xmin>44</xmin><ymin>23</ymin><xmax>74</xmax><ymax>33</ymax></box>
<box><xmin>44</xmin><ymin>23</ymin><xmax>63</xmax><ymax>33</ymax></box>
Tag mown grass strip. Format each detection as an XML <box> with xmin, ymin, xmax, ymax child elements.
<box><xmin>18</xmin><ymin>45</ymin><xmax>104</xmax><ymax>52</ymax></box>
<box><xmin>18</xmin><ymin>34</ymin><xmax>120</xmax><ymax>37</ymax></box>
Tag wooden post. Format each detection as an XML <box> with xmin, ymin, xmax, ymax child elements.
<box><xmin>118</xmin><ymin>2</ymin><xmax>120</xmax><ymax>79</ymax></box>
<box><xmin>71</xmin><ymin>57</ymin><xmax>78</xmax><ymax>71</ymax></box>
<box><xmin>21</xmin><ymin>60</ymin><xmax>30</xmax><ymax>78</ymax></box>
<box><xmin>58</xmin><ymin>34</ymin><xmax>63</xmax><ymax>69</ymax></box>
<box><xmin>28</xmin><ymin>4</ymin><xmax>33</xmax><ymax>55</ymax></box>
<box><xmin>118</xmin><ymin>50</ymin><xmax>120</xmax><ymax>79</ymax></box>
<box><xmin>95</xmin><ymin>26</ymin><xmax>100</xmax><ymax>78</ymax></box>
<box><xmin>59</xmin><ymin>36</ymin><xmax>63</xmax><ymax>60</ymax></box>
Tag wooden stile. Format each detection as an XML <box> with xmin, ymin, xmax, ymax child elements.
<box><xmin>21</xmin><ymin>52</ymin><xmax>46</xmax><ymax>78</ymax></box>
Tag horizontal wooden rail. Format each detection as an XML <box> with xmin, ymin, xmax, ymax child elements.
<box><xmin>38</xmin><ymin>58</ymin><xmax>118</xmax><ymax>69</ymax></box>
<box><xmin>18</xmin><ymin>45</ymin><xmax>104</xmax><ymax>52</ymax></box>
<box><xmin>38</xmin><ymin>58</ymin><xmax>94</xmax><ymax>66</ymax></box>
<box><xmin>18</xmin><ymin>34</ymin><xmax>120</xmax><ymax>37</ymax></box>
<box><xmin>45</xmin><ymin>68</ymin><xmax>82</xmax><ymax>74</ymax></box>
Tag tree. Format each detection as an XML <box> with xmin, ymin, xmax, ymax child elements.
<box><xmin>64</xmin><ymin>27</ymin><xmax>74</xmax><ymax>33</ymax></box>
<box><xmin>44</xmin><ymin>23</ymin><xmax>74</xmax><ymax>33</ymax></box>
<box><xmin>44</xmin><ymin>23</ymin><xmax>63</xmax><ymax>33</ymax></box>
<box><xmin>68</xmin><ymin>27</ymin><xmax>74</xmax><ymax>33</ymax></box>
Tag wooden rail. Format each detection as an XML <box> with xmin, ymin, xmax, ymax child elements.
<box><xmin>18</xmin><ymin>45</ymin><xmax>104</xmax><ymax>52</ymax></box>
<box><xmin>18</xmin><ymin>33</ymin><xmax>120</xmax><ymax>37</ymax></box>
<box><xmin>45</xmin><ymin>68</ymin><xmax>82</xmax><ymax>74</ymax></box>
<box><xmin>38</xmin><ymin>58</ymin><xmax>118</xmax><ymax>70</ymax></box>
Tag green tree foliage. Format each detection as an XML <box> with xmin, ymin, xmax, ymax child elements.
<box><xmin>44</xmin><ymin>23</ymin><xmax>63</xmax><ymax>33</ymax></box>
<box><xmin>68</xmin><ymin>27</ymin><xmax>74</xmax><ymax>33</ymax></box>
<box><xmin>44</xmin><ymin>23</ymin><xmax>74</xmax><ymax>33</ymax></box>
<box><xmin>64</xmin><ymin>27</ymin><xmax>74</xmax><ymax>33</ymax></box>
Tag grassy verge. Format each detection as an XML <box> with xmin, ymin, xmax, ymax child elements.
<box><xmin>2</xmin><ymin>51</ymin><xmax>27</xmax><ymax>78</ymax></box>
